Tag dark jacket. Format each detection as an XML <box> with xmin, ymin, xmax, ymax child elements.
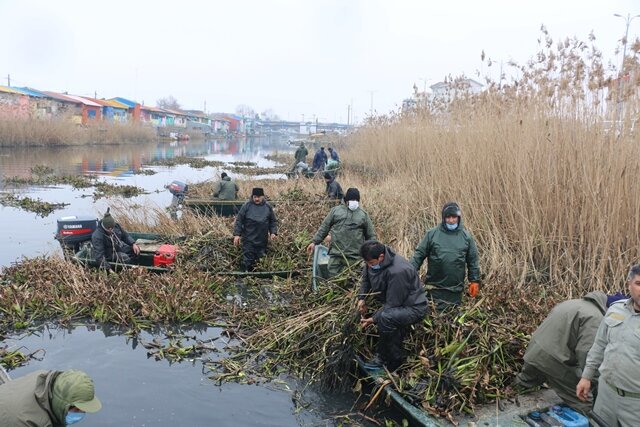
<box><xmin>312</xmin><ymin>149</ymin><xmax>328</xmax><ymax>171</ymax></box>
<box><xmin>329</xmin><ymin>149</ymin><xmax>339</xmax><ymax>161</ymax></box>
<box><xmin>359</xmin><ymin>247</ymin><xmax>428</xmax><ymax>323</ymax></box>
<box><xmin>233</xmin><ymin>199</ymin><xmax>278</xmax><ymax>248</ymax></box>
<box><xmin>312</xmin><ymin>204</ymin><xmax>376</xmax><ymax>260</ymax></box>
<box><xmin>325</xmin><ymin>178</ymin><xmax>344</xmax><ymax>200</ymax></box>
<box><xmin>524</xmin><ymin>291</ymin><xmax>607</xmax><ymax>379</ymax></box>
<box><xmin>91</xmin><ymin>221</ymin><xmax>136</xmax><ymax>269</ymax></box>
<box><xmin>0</xmin><ymin>370</ymin><xmax>64</xmax><ymax>427</ymax></box>
<box><xmin>410</xmin><ymin>205</ymin><xmax>480</xmax><ymax>293</ymax></box>
<box><xmin>212</xmin><ymin>176</ymin><xmax>239</xmax><ymax>200</ymax></box>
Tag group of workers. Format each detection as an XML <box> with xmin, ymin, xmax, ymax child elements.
<box><xmin>48</xmin><ymin>145</ymin><xmax>638</xmax><ymax>426</ymax></box>
<box><xmin>291</xmin><ymin>142</ymin><xmax>340</xmax><ymax>177</ymax></box>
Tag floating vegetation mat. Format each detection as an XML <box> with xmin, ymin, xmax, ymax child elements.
<box><xmin>228</xmin><ymin>165</ymin><xmax>289</xmax><ymax>176</ymax></box>
<box><xmin>0</xmin><ymin>345</ymin><xmax>45</xmax><ymax>369</ymax></box>
<box><xmin>3</xmin><ymin>174</ymin><xmax>95</xmax><ymax>189</ymax></box>
<box><xmin>0</xmin><ymin>194</ymin><xmax>69</xmax><ymax>217</ymax></box>
<box><xmin>133</xmin><ymin>168</ymin><xmax>157</xmax><ymax>175</ymax></box>
<box><xmin>146</xmin><ymin>156</ymin><xmax>225</xmax><ymax>168</ymax></box>
<box><xmin>263</xmin><ymin>153</ymin><xmax>291</xmax><ymax>165</ymax></box>
<box><xmin>93</xmin><ymin>182</ymin><xmax>146</xmax><ymax>199</ymax></box>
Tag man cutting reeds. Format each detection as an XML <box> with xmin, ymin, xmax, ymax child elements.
<box><xmin>233</xmin><ymin>188</ymin><xmax>278</xmax><ymax>271</ymax></box>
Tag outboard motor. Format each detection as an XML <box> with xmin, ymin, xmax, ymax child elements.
<box><xmin>168</xmin><ymin>180</ymin><xmax>188</xmax><ymax>208</ymax></box>
<box><xmin>55</xmin><ymin>215</ymin><xmax>98</xmax><ymax>253</ymax></box>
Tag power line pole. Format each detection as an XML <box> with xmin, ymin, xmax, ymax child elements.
<box><xmin>347</xmin><ymin>104</ymin><xmax>351</xmax><ymax>126</ymax></box>
<box><xmin>367</xmin><ymin>90</ymin><xmax>377</xmax><ymax>117</ymax></box>
<box><xmin>6</xmin><ymin>74</ymin><xmax>10</xmax><ymax>87</ymax></box>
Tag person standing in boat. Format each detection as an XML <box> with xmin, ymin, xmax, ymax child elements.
<box><xmin>233</xmin><ymin>188</ymin><xmax>278</xmax><ymax>271</ymax></box>
<box><xmin>357</xmin><ymin>240</ymin><xmax>428</xmax><ymax>371</ymax></box>
<box><xmin>306</xmin><ymin>188</ymin><xmax>376</xmax><ymax>278</ymax></box>
<box><xmin>0</xmin><ymin>369</ymin><xmax>102</xmax><ymax>426</ymax></box>
<box><xmin>92</xmin><ymin>209</ymin><xmax>140</xmax><ymax>270</ymax></box>
<box><xmin>212</xmin><ymin>172</ymin><xmax>239</xmax><ymax>200</ymax></box>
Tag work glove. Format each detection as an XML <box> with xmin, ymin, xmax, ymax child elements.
<box><xmin>468</xmin><ymin>282</ymin><xmax>480</xmax><ymax>298</ymax></box>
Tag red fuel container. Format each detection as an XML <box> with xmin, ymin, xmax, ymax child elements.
<box><xmin>154</xmin><ymin>244</ymin><xmax>177</xmax><ymax>267</ymax></box>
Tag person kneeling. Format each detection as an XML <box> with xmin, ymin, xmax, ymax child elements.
<box><xmin>357</xmin><ymin>240</ymin><xmax>429</xmax><ymax>371</ymax></box>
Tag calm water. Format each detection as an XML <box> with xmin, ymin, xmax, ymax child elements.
<box><xmin>4</xmin><ymin>324</ymin><xmax>356</xmax><ymax>427</ymax></box>
<box><xmin>0</xmin><ymin>137</ymin><xmax>394</xmax><ymax>426</ymax></box>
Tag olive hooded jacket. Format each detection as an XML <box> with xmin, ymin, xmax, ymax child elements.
<box><xmin>312</xmin><ymin>204</ymin><xmax>376</xmax><ymax>260</ymax></box>
<box><xmin>212</xmin><ymin>176</ymin><xmax>239</xmax><ymax>200</ymax></box>
<box><xmin>0</xmin><ymin>370</ymin><xmax>65</xmax><ymax>427</ymax></box>
<box><xmin>524</xmin><ymin>291</ymin><xmax>607</xmax><ymax>379</ymax></box>
<box><xmin>410</xmin><ymin>203</ymin><xmax>481</xmax><ymax>293</ymax></box>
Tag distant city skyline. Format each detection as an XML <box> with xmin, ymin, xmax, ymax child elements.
<box><xmin>0</xmin><ymin>0</ymin><xmax>637</xmax><ymax>123</ymax></box>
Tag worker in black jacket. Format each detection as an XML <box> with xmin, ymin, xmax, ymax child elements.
<box><xmin>91</xmin><ymin>210</ymin><xmax>140</xmax><ymax>270</ymax></box>
<box><xmin>233</xmin><ymin>188</ymin><xmax>278</xmax><ymax>271</ymax></box>
<box><xmin>357</xmin><ymin>240</ymin><xmax>428</xmax><ymax>371</ymax></box>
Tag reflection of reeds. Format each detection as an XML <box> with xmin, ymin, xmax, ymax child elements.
<box><xmin>0</xmin><ymin>118</ymin><xmax>156</xmax><ymax>147</ymax></box>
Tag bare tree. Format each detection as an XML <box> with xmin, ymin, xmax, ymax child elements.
<box><xmin>157</xmin><ymin>96</ymin><xmax>181</xmax><ymax>110</ymax></box>
<box><xmin>261</xmin><ymin>109</ymin><xmax>280</xmax><ymax>121</ymax></box>
<box><xmin>235</xmin><ymin>104</ymin><xmax>255</xmax><ymax>118</ymax></box>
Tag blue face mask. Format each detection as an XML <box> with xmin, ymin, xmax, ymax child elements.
<box><xmin>370</xmin><ymin>264</ymin><xmax>381</xmax><ymax>270</ymax></box>
<box><xmin>65</xmin><ymin>412</ymin><xmax>86</xmax><ymax>425</ymax></box>
<box><xmin>445</xmin><ymin>223</ymin><xmax>458</xmax><ymax>231</ymax></box>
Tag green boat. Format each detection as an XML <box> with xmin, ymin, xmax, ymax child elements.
<box><xmin>184</xmin><ymin>198</ymin><xmax>342</xmax><ymax>217</ymax></box>
<box><xmin>72</xmin><ymin>232</ymin><xmax>180</xmax><ymax>273</ymax></box>
<box><xmin>212</xmin><ymin>268</ymin><xmax>310</xmax><ymax>279</ymax></box>
<box><xmin>356</xmin><ymin>356</ymin><xmax>563</xmax><ymax>427</ymax></box>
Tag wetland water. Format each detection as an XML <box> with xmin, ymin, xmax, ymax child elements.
<box><xmin>0</xmin><ymin>136</ymin><xmax>375</xmax><ymax>426</ymax></box>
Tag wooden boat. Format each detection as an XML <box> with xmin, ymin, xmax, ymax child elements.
<box><xmin>72</xmin><ymin>231</ymin><xmax>307</xmax><ymax>279</ymax></box>
<box><xmin>356</xmin><ymin>356</ymin><xmax>563</xmax><ymax>427</ymax></box>
<box><xmin>184</xmin><ymin>198</ymin><xmax>342</xmax><ymax>217</ymax></box>
<box><xmin>71</xmin><ymin>232</ymin><xmax>181</xmax><ymax>273</ymax></box>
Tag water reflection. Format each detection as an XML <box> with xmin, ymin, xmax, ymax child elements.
<box><xmin>4</xmin><ymin>323</ymin><xmax>354</xmax><ymax>426</ymax></box>
<box><xmin>0</xmin><ymin>135</ymin><xmax>292</xmax><ymax>180</ymax></box>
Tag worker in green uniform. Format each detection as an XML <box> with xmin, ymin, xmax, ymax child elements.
<box><xmin>0</xmin><ymin>369</ymin><xmax>101</xmax><ymax>426</ymax></box>
<box><xmin>577</xmin><ymin>265</ymin><xmax>640</xmax><ymax>425</ymax></box>
<box><xmin>212</xmin><ymin>172</ymin><xmax>239</xmax><ymax>200</ymax></box>
<box><xmin>306</xmin><ymin>188</ymin><xmax>376</xmax><ymax>278</ymax></box>
<box><xmin>410</xmin><ymin>202</ymin><xmax>481</xmax><ymax>310</ymax></box>
<box><xmin>515</xmin><ymin>291</ymin><xmax>626</xmax><ymax>413</ymax></box>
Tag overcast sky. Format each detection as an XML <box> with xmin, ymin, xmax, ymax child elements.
<box><xmin>0</xmin><ymin>0</ymin><xmax>638</xmax><ymax>123</ymax></box>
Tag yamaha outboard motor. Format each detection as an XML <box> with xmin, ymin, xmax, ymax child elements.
<box><xmin>55</xmin><ymin>215</ymin><xmax>98</xmax><ymax>253</ymax></box>
<box><xmin>168</xmin><ymin>180</ymin><xmax>188</xmax><ymax>202</ymax></box>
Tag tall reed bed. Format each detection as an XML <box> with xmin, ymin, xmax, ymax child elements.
<box><xmin>341</xmin><ymin>30</ymin><xmax>640</xmax><ymax>298</ymax></box>
<box><xmin>0</xmin><ymin>118</ymin><xmax>156</xmax><ymax>146</ymax></box>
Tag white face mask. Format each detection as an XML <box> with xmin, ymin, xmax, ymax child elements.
<box><xmin>348</xmin><ymin>200</ymin><xmax>359</xmax><ymax>211</ymax></box>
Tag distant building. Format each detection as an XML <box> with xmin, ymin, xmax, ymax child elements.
<box><xmin>429</xmin><ymin>78</ymin><xmax>483</xmax><ymax>103</ymax></box>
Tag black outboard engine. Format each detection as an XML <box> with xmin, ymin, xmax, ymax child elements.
<box><xmin>55</xmin><ymin>215</ymin><xmax>98</xmax><ymax>253</ymax></box>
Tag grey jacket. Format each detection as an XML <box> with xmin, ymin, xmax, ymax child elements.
<box><xmin>233</xmin><ymin>199</ymin><xmax>278</xmax><ymax>247</ymax></box>
<box><xmin>0</xmin><ymin>370</ymin><xmax>64</xmax><ymax>427</ymax></box>
<box><xmin>212</xmin><ymin>177</ymin><xmax>239</xmax><ymax>200</ymax></box>
<box><xmin>359</xmin><ymin>246</ymin><xmax>428</xmax><ymax>323</ymax></box>
<box><xmin>325</xmin><ymin>179</ymin><xmax>344</xmax><ymax>200</ymax></box>
<box><xmin>524</xmin><ymin>291</ymin><xmax>607</xmax><ymax>379</ymax></box>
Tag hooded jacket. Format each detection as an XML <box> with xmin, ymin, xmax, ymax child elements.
<box><xmin>359</xmin><ymin>246</ymin><xmax>428</xmax><ymax>323</ymax></box>
<box><xmin>524</xmin><ymin>291</ymin><xmax>607</xmax><ymax>379</ymax></box>
<box><xmin>410</xmin><ymin>203</ymin><xmax>480</xmax><ymax>293</ymax></box>
<box><xmin>0</xmin><ymin>370</ymin><xmax>64</xmax><ymax>427</ymax></box>
<box><xmin>294</xmin><ymin>145</ymin><xmax>308</xmax><ymax>163</ymax></box>
<box><xmin>233</xmin><ymin>199</ymin><xmax>278</xmax><ymax>248</ymax></box>
<box><xmin>91</xmin><ymin>221</ymin><xmax>136</xmax><ymax>269</ymax></box>
<box><xmin>212</xmin><ymin>176</ymin><xmax>239</xmax><ymax>200</ymax></box>
<box><xmin>312</xmin><ymin>204</ymin><xmax>376</xmax><ymax>260</ymax></box>
<box><xmin>325</xmin><ymin>178</ymin><xmax>344</xmax><ymax>200</ymax></box>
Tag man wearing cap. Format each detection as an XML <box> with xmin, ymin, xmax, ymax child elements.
<box><xmin>357</xmin><ymin>240</ymin><xmax>428</xmax><ymax>371</ymax></box>
<box><xmin>91</xmin><ymin>209</ymin><xmax>140</xmax><ymax>270</ymax></box>
<box><xmin>515</xmin><ymin>291</ymin><xmax>626</xmax><ymax>413</ymax></box>
<box><xmin>577</xmin><ymin>265</ymin><xmax>640</xmax><ymax>425</ymax></box>
<box><xmin>0</xmin><ymin>369</ymin><xmax>101</xmax><ymax>426</ymax></box>
<box><xmin>294</xmin><ymin>141</ymin><xmax>308</xmax><ymax>164</ymax></box>
<box><xmin>212</xmin><ymin>172</ymin><xmax>239</xmax><ymax>200</ymax></box>
<box><xmin>306</xmin><ymin>188</ymin><xmax>376</xmax><ymax>279</ymax></box>
<box><xmin>312</xmin><ymin>146</ymin><xmax>328</xmax><ymax>172</ymax></box>
<box><xmin>410</xmin><ymin>202</ymin><xmax>481</xmax><ymax>309</ymax></box>
<box><xmin>324</xmin><ymin>172</ymin><xmax>344</xmax><ymax>200</ymax></box>
<box><xmin>233</xmin><ymin>188</ymin><xmax>278</xmax><ymax>271</ymax></box>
